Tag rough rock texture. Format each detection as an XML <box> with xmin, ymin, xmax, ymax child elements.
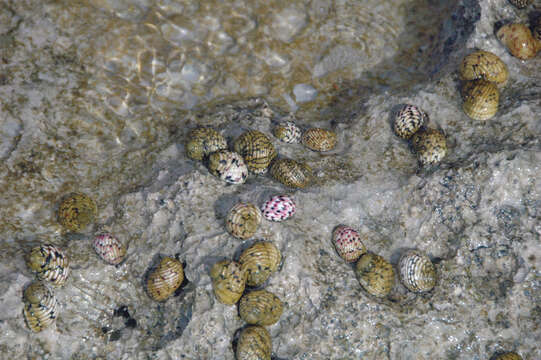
<box><xmin>0</xmin><ymin>0</ymin><xmax>540</xmax><ymax>359</ymax></box>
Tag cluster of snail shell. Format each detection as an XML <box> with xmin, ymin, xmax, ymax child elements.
<box><xmin>332</xmin><ymin>225</ymin><xmax>437</xmax><ymax>297</ymax></box>
<box><xmin>393</xmin><ymin>105</ymin><xmax>447</xmax><ymax>167</ymax></box>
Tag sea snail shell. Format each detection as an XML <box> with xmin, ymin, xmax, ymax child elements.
<box><xmin>146</xmin><ymin>257</ymin><xmax>184</xmax><ymax>301</ymax></box>
<box><xmin>273</xmin><ymin>121</ymin><xmax>301</xmax><ymax>143</ymax></box>
<box><xmin>393</xmin><ymin>105</ymin><xmax>428</xmax><ymax>140</ymax></box>
<box><xmin>459</xmin><ymin>50</ymin><xmax>508</xmax><ymax>84</ymax></box>
<box><xmin>398</xmin><ymin>250</ymin><xmax>437</xmax><ymax>293</ymax></box>
<box><xmin>410</xmin><ymin>128</ymin><xmax>447</xmax><ymax>166</ymax></box>
<box><xmin>261</xmin><ymin>195</ymin><xmax>296</xmax><ymax>222</ymax></box>
<box><xmin>239</xmin><ymin>290</ymin><xmax>284</xmax><ymax>326</ymax></box>
<box><xmin>226</xmin><ymin>203</ymin><xmax>262</xmax><ymax>240</ymax></box>
<box><xmin>26</xmin><ymin>244</ymin><xmax>70</xmax><ymax>286</ymax></box>
<box><xmin>185</xmin><ymin>127</ymin><xmax>227</xmax><ymax>161</ymax></box>
<box><xmin>270</xmin><ymin>158</ymin><xmax>312</xmax><ymax>188</ymax></box>
<box><xmin>301</xmin><ymin>128</ymin><xmax>337</xmax><ymax>152</ymax></box>
<box><xmin>22</xmin><ymin>281</ymin><xmax>58</xmax><ymax>332</ymax></box>
<box><xmin>332</xmin><ymin>225</ymin><xmax>367</xmax><ymax>263</ymax></box>
<box><xmin>57</xmin><ymin>192</ymin><xmax>97</xmax><ymax>232</ymax></box>
<box><xmin>492</xmin><ymin>352</ymin><xmax>523</xmax><ymax>360</ymax></box>
<box><xmin>355</xmin><ymin>253</ymin><xmax>395</xmax><ymax>297</ymax></box>
<box><xmin>207</xmin><ymin>150</ymin><xmax>248</xmax><ymax>185</ymax></box>
<box><xmin>233</xmin><ymin>130</ymin><xmax>277</xmax><ymax>174</ymax></box>
<box><xmin>496</xmin><ymin>23</ymin><xmax>540</xmax><ymax>60</ymax></box>
<box><xmin>210</xmin><ymin>260</ymin><xmax>247</xmax><ymax>305</ymax></box>
<box><xmin>239</xmin><ymin>241</ymin><xmax>281</xmax><ymax>287</ymax></box>
<box><xmin>461</xmin><ymin>80</ymin><xmax>499</xmax><ymax>121</ymax></box>
<box><xmin>508</xmin><ymin>0</ymin><xmax>532</xmax><ymax>8</ymax></box>
<box><xmin>93</xmin><ymin>233</ymin><xmax>127</xmax><ymax>265</ymax></box>
<box><xmin>235</xmin><ymin>325</ymin><xmax>272</xmax><ymax>360</ymax></box>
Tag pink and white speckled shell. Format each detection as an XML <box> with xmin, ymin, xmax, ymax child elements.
<box><xmin>261</xmin><ymin>195</ymin><xmax>296</xmax><ymax>221</ymax></box>
<box><xmin>332</xmin><ymin>225</ymin><xmax>366</xmax><ymax>263</ymax></box>
<box><xmin>93</xmin><ymin>233</ymin><xmax>127</xmax><ymax>265</ymax></box>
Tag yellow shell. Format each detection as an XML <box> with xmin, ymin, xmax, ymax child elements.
<box><xmin>301</xmin><ymin>128</ymin><xmax>337</xmax><ymax>152</ymax></box>
<box><xmin>146</xmin><ymin>257</ymin><xmax>184</xmax><ymax>301</ymax></box>
<box><xmin>239</xmin><ymin>241</ymin><xmax>281</xmax><ymax>287</ymax></box>
<box><xmin>233</xmin><ymin>130</ymin><xmax>277</xmax><ymax>174</ymax></box>
<box><xmin>459</xmin><ymin>50</ymin><xmax>508</xmax><ymax>84</ymax></box>
<box><xmin>185</xmin><ymin>127</ymin><xmax>227</xmax><ymax>161</ymax></box>
<box><xmin>493</xmin><ymin>352</ymin><xmax>522</xmax><ymax>360</ymax></box>
<box><xmin>225</xmin><ymin>203</ymin><xmax>262</xmax><ymax>240</ymax></box>
<box><xmin>210</xmin><ymin>260</ymin><xmax>247</xmax><ymax>305</ymax></box>
<box><xmin>398</xmin><ymin>250</ymin><xmax>437</xmax><ymax>293</ymax></box>
<box><xmin>26</xmin><ymin>244</ymin><xmax>70</xmax><ymax>286</ymax></box>
<box><xmin>236</xmin><ymin>325</ymin><xmax>272</xmax><ymax>360</ymax></box>
<box><xmin>355</xmin><ymin>253</ymin><xmax>395</xmax><ymax>297</ymax></box>
<box><xmin>57</xmin><ymin>193</ymin><xmax>97</xmax><ymax>232</ymax></box>
<box><xmin>410</xmin><ymin>128</ymin><xmax>447</xmax><ymax>166</ymax></box>
<box><xmin>270</xmin><ymin>158</ymin><xmax>312</xmax><ymax>188</ymax></box>
<box><xmin>239</xmin><ymin>290</ymin><xmax>284</xmax><ymax>326</ymax></box>
<box><xmin>23</xmin><ymin>282</ymin><xmax>58</xmax><ymax>332</ymax></box>
<box><xmin>461</xmin><ymin>80</ymin><xmax>499</xmax><ymax>121</ymax></box>
<box><xmin>496</xmin><ymin>23</ymin><xmax>540</xmax><ymax>60</ymax></box>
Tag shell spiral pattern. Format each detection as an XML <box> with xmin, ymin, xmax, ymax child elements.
<box><xmin>355</xmin><ymin>253</ymin><xmax>395</xmax><ymax>297</ymax></box>
<box><xmin>332</xmin><ymin>225</ymin><xmax>367</xmax><ymax>263</ymax></box>
<box><xmin>393</xmin><ymin>105</ymin><xmax>428</xmax><ymax>140</ymax></box>
<box><xmin>398</xmin><ymin>250</ymin><xmax>437</xmax><ymax>293</ymax></box>
<box><xmin>233</xmin><ymin>130</ymin><xmax>277</xmax><ymax>174</ymax></box>
<box><xmin>461</xmin><ymin>80</ymin><xmax>499</xmax><ymax>121</ymax></box>
<box><xmin>207</xmin><ymin>150</ymin><xmax>248</xmax><ymax>184</ymax></box>
<box><xmin>27</xmin><ymin>244</ymin><xmax>70</xmax><ymax>286</ymax></box>
<box><xmin>185</xmin><ymin>127</ymin><xmax>228</xmax><ymax>161</ymax></box>
<box><xmin>236</xmin><ymin>325</ymin><xmax>272</xmax><ymax>360</ymax></box>
<box><xmin>301</xmin><ymin>128</ymin><xmax>337</xmax><ymax>152</ymax></box>
<box><xmin>459</xmin><ymin>50</ymin><xmax>508</xmax><ymax>84</ymax></box>
<box><xmin>410</xmin><ymin>128</ymin><xmax>447</xmax><ymax>166</ymax></box>
<box><xmin>22</xmin><ymin>282</ymin><xmax>58</xmax><ymax>332</ymax></box>
<box><xmin>210</xmin><ymin>260</ymin><xmax>247</xmax><ymax>305</ymax></box>
<box><xmin>273</xmin><ymin>121</ymin><xmax>301</xmax><ymax>143</ymax></box>
<box><xmin>226</xmin><ymin>203</ymin><xmax>262</xmax><ymax>240</ymax></box>
<box><xmin>239</xmin><ymin>241</ymin><xmax>281</xmax><ymax>287</ymax></box>
<box><xmin>93</xmin><ymin>233</ymin><xmax>127</xmax><ymax>265</ymax></box>
<box><xmin>270</xmin><ymin>158</ymin><xmax>312</xmax><ymax>188</ymax></box>
<box><xmin>146</xmin><ymin>257</ymin><xmax>184</xmax><ymax>301</ymax></box>
<box><xmin>261</xmin><ymin>195</ymin><xmax>296</xmax><ymax>222</ymax></box>
<box><xmin>57</xmin><ymin>193</ymin><xmax>97</xmax><ymax>232</ymax></box>
<box><xmin>239</xmin><ymin>290</ymin><xmax>284</xmax><ymax>326</ymax></box>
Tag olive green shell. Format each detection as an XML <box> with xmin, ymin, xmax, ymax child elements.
<box><xmin>146</xmin><ymin>257</ymin><xmax>184</xmax><ymax>302</ymax></box>
<box><xmin>493</xmin><ymin>353</ymin><xmax>522</xmax><ymax>360</ymax></box>
<box><xmin>410</xmin><ymin>128</ymin><xmax>447</xmax><ymax>166</ymax></box>
<box><xmin>186</xmin><ymin>127</ymin><xmax>228</xmax><ymax>161</ymax></box>
<box><xmin>508</xmin><ymin>0</ymin><xmax>532</xmax><ymax>9</ymax></box>
<box><xmin>270</xmin><ymin>158</ymin><xmax>312</xmax><ymax>188</ymax></box>
<box><xmin>459</xmin><ymin>50</ymin><xmax>508</xmax><ymax>84</ymax></box>
<box><xmin>57</xmin><ymin>193</ymin><xmax>97</xmax><ymax>232</ymax></box>
<box><xmin>301</xmin><ymin>128</ymin><xmax>337</xmax><ymax>152</ymax></box>
<box><xmin>233</xmin><ymin>130</ymin><xmax>277</xmax><ymax>174</ymax></box>
<box><xmin>496</xmin><ymin>23</ymin><xmax>540</xmax><ymax>60</ymax></box>
<box><xmin>236</xmin><ymin>325</ymin><xmax>272</xmax><ymax>360</ymax></box>
<box><xmin>398</xmin><ymin>250</ymin><xmax>437</xmax><ymax>293</ymax></box>
<box><xmin>355</xmin><ymin>253</ymin><xmax>395</xmax><ymax>297</ymax></box>
<box><xmin>27</xmin><ymin>244</ymin><xmax>70</xmax><ymax>286</ymax></box>
<box><xmin>23</xmin><ymin>282</ymin><xmax>58</xmax><ymax>332</ymax></box>
<box><xmin>461</xmin><ymin>80</ymin><xmax>499</xmax><ymax>121</ymax></box>
<box><xmin>226</xmin><ymin>203</ymin><xmax>262</xmax><ymax>240</ymax></box>
<box><xmin>210</xmin><ymin>260</ymin><xmax>247</xmax><ymax>305</ymax></box>
<box><xmin>239</xmin><ymin>290</ymin><xmax>284</xmax><ymax>326</ymax></box>
<box><xmin>239</xmin><ymin>242</ymin><xmax>281</xmax><ymax>287</ymax></box>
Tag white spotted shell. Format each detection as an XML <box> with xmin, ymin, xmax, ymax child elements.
<box><xmin>23</xmin><ymin>282</ymin><xmax>58</xmax><ymax>332</ymax></box>
<box><xmin>332</xmin><ymin>225</ymin><xmax>367</xmax><ymax>263</ymax></box>
<box><xmin>207</xmin><ymin>150</ymin><xmax>248</xmax><ymax>184</ymax></box>
<box><xmin>261</xmin><ymin>195</ymin><xmax>296</xmax><ymax>222</ymax></box>
<box><xmin>226</xmin><ymin>203</ymin><xmax>262</xmax><ymax>240</ymax></box>
<box><xmin>273</xmin><ymin>121</ymin><xmax>301</xmax><ymax>143</ymax></box>
<box><xmin>238</xmin><ymin>290</ymin><xmax>284</xmax><ymax>326</ymax></box>
<box><xmin>26</xmin><ymin>244</ymin><xmax>70</xmax><ymax>286</ymax></box>
<box><xmin>93</xmin><ymin>233</ymin><xmax>127</xmax><ymax>265</ymax></box>
<box><xmin>393</xmin><ymin>105</ymin><xmax>428</xmax><ymax>139</ymax></box>
<box><xmin>398</xmin><ymin>250</ymin><xmax>437</xmax><ymax>293</ymax></box>
<box><xmin>146</xmin><ymin>257</ymin><xmax>184</xmax><ymax>301</ymax></box>
<box><xmin>236</xmin><ymin>325</ymin><xmax>272</xmax><ymax>360</ymax></box>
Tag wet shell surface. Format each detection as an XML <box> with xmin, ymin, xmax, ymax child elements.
<box><xmin>273</xmin><ymin>121</ymin><xmax>301</xmax><ymax>143</ymax></box>
<box><xmin>185</xmin><ymin>127</ymin><xmax>227</xmax><ymax>161</ymax></box>
<box><xmin>146</xmin><ymin>257</ymin><xmax>184</xmax><ymax>301</ymax></box>
<box><xmin>93</xmin><ymin>233</ymin><xmax>127</xmax><ymax>265</ymax></box>
<box><xmin>301</xmin><ymin>128</ymin><xmax>337</xmax><ymax>152</ymax></box>
<box><xmin>57</xmin><ymin>192</ymin><xmax>97</xmax><ymax>232</ymax></box>
<box><xmin>398</xmin><ymin>250</ymin><xmax>437</xmax><ymax>293</ymax></box>
<box><xmin>210</xmin><ymin>260</ymin><xmax>247</xmax><ymax>305</ymax></box>
<box><xmin>233</xmin><ymin>130</ymin><xmax>277</xmax><ymax>174</ymax></box>
<box><xmin>226</xmin><ymin>203</ymin><xmax>262</xmax><ymax>240</ymax></box>
<box><xmin>496</xmin><ymin>23</ymin><xmax>540</xmax><ymax>60</ymax></box>
<box><xmin>493</xmin><ymin>352</ymin><xmax>523</xmax><ymax>360</ymax></box>
<box><xmin>459</xmin><ymin>50</ymin><xmax>508</xmax><ymax>84</ymax></box>
<box><xmin>270</xmin><ymin>158</ymin><xmax>312</xmax><ymax>188</ymax></box>
<box><xmin>410</xmin><ymin>128</ymin><xmax>447</xmax><ymax>166</ymax></box>
<box><xmin>393</xmin><ymin>105</ymin><xmax>428</xmax><ymax>140</ymax></box>
<box><xmin>332</xmin><ymin>225</ymin><xmax>367</xmax><ymax>263</ymax></box>
<box><xmin>239</xmin><ymin>290</ymin><xmax>284</xmax><ymax>326</ymax></box>
<box><xmin>27</xmin><ymin>244</ymin><xmax>70</xmax><ymax>286</ymax></box>
<box><xmin>461</xmin><ymin>80</ymin><xmax>499</xmax><ymax>121</ymax></box>
<box><xmin>239</xmin><ymin>241</ymin><xmax>281</xmax><ymax>287</ymax></box>
<box><xmin>22</xmin><ymin>282</ymin><xmax>58</xmax><ymax>332</ymax></box>
<box><xmin>261</xmin><ymin>195</ymin><xmax>296</xmax><ymax>222</ymax></box>
<box><xmin>207</xmin><ymin>150</ymin><xmax>248</xmax><ymax>184</ymax></box>
<box><xmin>236</xmin><ymin>325</ymin><xmax>272</xmax><ymax>360</ymax></box>
<box><xmin>508</xmin><ymin>0</ymin><xmax>532</xmax><ymax>8</ymax></box>
<box><xmin>355</xmin><ymin>253</ymin><xmax>395</xmax><ymax>297</ymax></box>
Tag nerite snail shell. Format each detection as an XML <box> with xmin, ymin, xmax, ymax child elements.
<box><xmin>273</xmin><ymin>121</ymin><xmax>301</xmax><ymax>143</ymax></box>
<box><xmin>210</xmin><ymin>260</ymin><xmax>247</xmax><ymax>305</ymax></box>
<box><xmin>496</xmin><ymin>23</ymin><xmax>540</xmax><ymax>60</ymax></box>
<box><xmin>93</xmin><ymin>233</ymin><xmax>127</xmax><ymax>265</ymax></box>
<box><xmin>233</xmin><ymin>130</ymin><xmax>277</xmax><ymax>174</ymax></box>
<box><xmin>226</xmin><ymin>203</ymin><xmax>262</xmax><ymax>240</ymax></box>
<box><xmin>355</xmin><ymin>253</ymin><xmax>395</xmax><ymax>297</ymax></box>
<box><xmin>492</xmin><ymin>352</ymin><xmax>523</xmax><ymax>360</ymax></box>
<box><xmin>461</xmin><ymin>80</ymin><xmax>499</xmax><ymax>121</ymax></box>
<box><xmin>270</xmin><ymin>158</ymin><xmax>312</xmax><ymax>188</ymax></box>
<box><xmin>26</xmin><ymin>244</ymin><xmax>70</xmax><ymax>286</ymax></box>
<box><xmin>239</xmin><ymin>290</ymin><xmax>284</xmax><ymax>326</ymax></box>
<box><xmin>508</xmin><ymin>0</ymin><xmax>532</xmax><ymax>8</ymax></box>
<box><xmin>146</xmin><ymin>257</ymin><xmax>184</xmax><ymax>301</ymax></box>
<box><xmin>239</xmin><ymin>241</ymin><xmax>281</xmax><ymax>287</ymax></box>
<box><xmin>236</xmin><ymin>325</ymin><xmax>272</xmax><ymax>360</ymax></box>
<box><xmin>332</xmin><ymin>225</ymin><xmax>367</xmax><ymax>263</ymax></box>
<box><xmin>410</xmin><ymin>128</ymin><xmax>447</xmax><ymax>166</ymax></box>
<box><xmin>22</xmin><ymin>281</ymin><xmax>58</xmax><ymax>332</ymax></box>
<box><xmin>459</xmin><ymin>50</ymin><xmax>508</xmax><ymax>84</ymax></box>
<box><xmin>301</xmin><ymin>128</ymin><xmax>337</xmax><ymax>152</ymax></box>
<box><xmin>393</xmin><ymin>105</ymin><xmax>428</xmax><ymax>140</ymax></box>
<box><xmin>185</xmin><ymin>127</ymin><xmax>227</xmax><ymax>161</ymax></box>
<box><xmin>207</xmin><ymin>150</ymin><xmax>248</xmax><ymax>184</ymax></box>
<box><xmin>261</xmin><ymin>195</ymin><xmax>296</xmax><ymax>222</ymax></box>
<box><xmin>398</xmin><ymin>250</ymin><xmax>437</xmax><ymax>293</ymax></box>
<box><xmin>57</xmin><ymin>192</ymin><xmax>97</xmax><ymax>232</ymax></box>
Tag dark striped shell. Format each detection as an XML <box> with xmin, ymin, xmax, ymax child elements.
<box><xmin>393</xmin><ymin>105</ymin><xmax>427</xmax><ymax>140</ymax></box>
<box><xmin>236</xmin><ymin>325</ymin><xmax>272</xmax><ymax>360</ymax></box>
<box><xmin>233</xmin><ymin>130</ymin><xmax>277</xmax><ymax>174</ymax></box>
<box><xmin>355</xmin><ymin>253</ymin><xmax>395</xmax><ymax>297</ymax></box>
<box><xmin>410</xmin><ymin>128</ymin><xmax>447</xmax><ymax>166</ymax></box>
<box><xmin>493</xmin><ymin>352</ymin><xmax>522</xmax><ymax>360</ymax></box>
<box><xmin>508</xmin><ymin>0</ymin><xmax>532</xmax><ymax>8</ymax></box>
<box><xmin>496</xmin><ymin>23</ymin><xmax>540</xmax><ymax>60</ymax></box>
<box><xmin>270</xmin><ymin>158</ymin><xmax>312</xmax><ymax>188</ymax></box>
<box><xmin>239</xmin><ymin>242</ymin><xmax>281</xmax><ymax>287</ymax></box>
<box><xmin>23</xmin><ymin>282</ymin><xmax>58</xmax><ymax>332</ymax></box>
<box><xmin>261</xmin><ymin>195</ymin><xmax>296</xmax><ymax>222</ymax></box>
<box><xmin>27</xmin><ymin>244</ymin><xmax>70</xmax><ymax>286</ymax></box>
<box><xmin>273</xmin><ymin>121</ymin><xmax>301</xmax><ymax>143</ymax></box>
<box><xmin>239</xmin><ymin>290</ymin><xmax>284</xmax><ymax>326</ymax></box>
<box><xmin>207</xmin><ymin>150</ymin><xmax>248</xmax><ymax>184</ymax></box>
<box><xmin>146</xmin><ymin>257</ymin><xmax>184</xmax><ymax>301</ymax></box>
<box><xmin>332</xmin><ymin>225</ymin><xmax>367</xmax><ymax>263</ymax></box>
<box><xmin>459</xmin><ymin>50</ymin><xmax>508</xmax><ymax>84</ymax></box>
<box><xmin>210</xmin><ymin>260</ymin><xmax>247</xmax><ymax>305</ymax></box>
<box><xmin>398</xmin><ymin>250</ymin><xmax>437</xmax><ymax>292</ymax></box>
<box><xmin>301</xmin><ymin>128</ymin><xmax>337</xmax><ymax>152</ymax></box>
<box><xmin>185</xmin><ymin>127</ymin><xmax>227</xmax><ymax>161</ymax></box>
<box><xmin>226</xmin><ymin>203</ymin><xmax>262</xmax><ymax>240</ymax></box>
<box><xmin>461</xmin><ymin>80</ymin><xmax>499</xmax><ymax>121</ymax></box>
<box><xmin>93</xmin><ymin>233</ymin><xmax>127</xmax><ymax>265</ymax></box>
<box><xmin>57</xmin><ymin>193</ymin><xmax>97</xmax><ymax>232</ymax></box>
